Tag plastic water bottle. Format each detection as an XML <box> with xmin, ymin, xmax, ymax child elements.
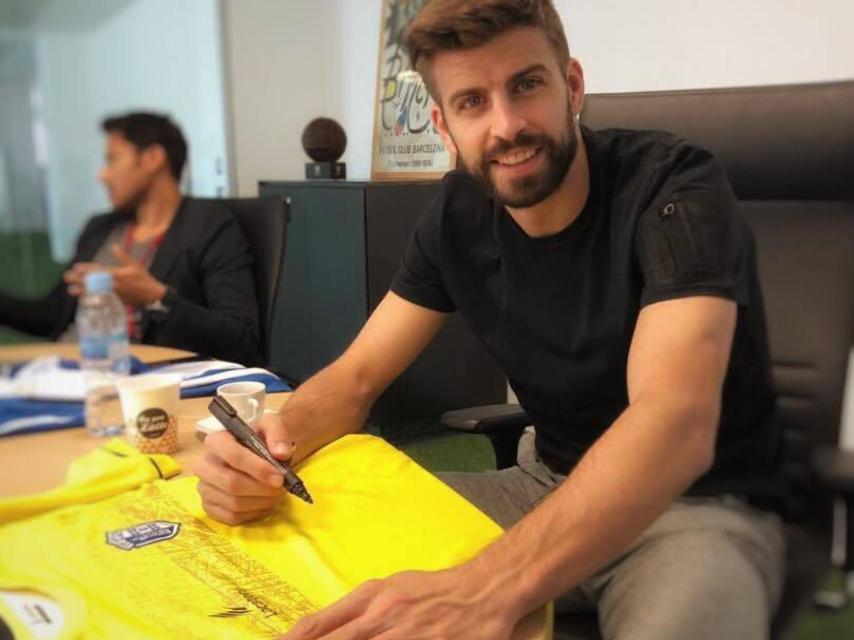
<box><xmin>77</xmin><ymin>271</ymin><xmax>131</xmax><ymax>436</ymax></box>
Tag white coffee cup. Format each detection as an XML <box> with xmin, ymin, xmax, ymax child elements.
<box><xmin>116</xmin><ymin>374</ymin><xmax>181</xmax><ymax>454</ymax></box>
<box><xmin>216</xmin><ymin>381</ymin><xmax>266</xmax><ymax>425</ymax></box>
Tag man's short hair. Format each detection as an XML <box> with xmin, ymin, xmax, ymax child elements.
<box><xmin>404</xmin><ymin>0</ymin><xmax>570</xmax><ymax>101</ymax></box>
<box><xmin>101</xmin><ymin>112</ymin><xmax>188</xmax><ymax>181</ymax></box>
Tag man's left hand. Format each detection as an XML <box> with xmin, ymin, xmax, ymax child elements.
<box><xmin>108</xmin><ymin>244</ymin><xmax>167</xmax><ymax>306</ymax></box>
<box><xmin>280</xmin><ymin>566</ymin><xmax>517</xmax><ymax>640</ymax></box>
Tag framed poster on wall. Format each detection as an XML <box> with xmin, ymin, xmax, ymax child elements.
<box><xmin>371</xmin><ymin>0</ymin><xmax>455</xmax><ymax>180</ymax></box>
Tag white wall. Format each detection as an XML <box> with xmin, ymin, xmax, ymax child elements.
<box><xmin>329</xmin><ymin>0</ymin><xmax>381</xmax><ymax>183</ymax></box>
<box><xmin>36</xmin><ymin>0</ymin><xmax>230</xmax><ymax>260</ymax></box>
<box><xmin>558</xmin><ymin>0</ymin><xmax>854</xmax><ymax>93</ymax></box>
<box><xmin>225</xmin><ymin>0</ymin><xmax>854</xmax><ymax>186</ymax></box>
<box><xmin>223</xmin><ymin>0</ymin><xmax>337</xmax><ymax>195</ymax></box>
<box><xmin>223</xmin><ymin>0</ymin><xmax>383</xmax><ymax>191</ymax></box>
<box><xmin>87</xmin><ymin>0</ymin><xmax>230</xmax><ymax>198</ymax></box>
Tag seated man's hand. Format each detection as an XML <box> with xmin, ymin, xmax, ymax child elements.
<box><xmin>63</xmin><ymin>262</ymin><xmax>101</xmax><ymax>296</ymax></box>
<box><xmin>108</xmin><ymin>244</ymin><xmax>167</xmax><ymax>306</ymax></box>
<box><xmin>62</xmin><ymin>245</ymin><xmax>166</xmax><ymax>306</ymax></box>
<box><xmin>195</xmin><ymin>412</ymin><xmax>296</xmax><ymax>525</ymax></box>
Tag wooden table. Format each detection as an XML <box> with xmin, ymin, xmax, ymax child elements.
<box><xmin>0</xmin><ymin>343</ymin><xmax>551</xmax><ymax>639</ymax></box>
<box><xmin>0</xmin><ymin>344</ymin><xmax>291</xmax><ymax>496</ymax></box>
<box><xmin>0</xmin><ymin>343</ymin><xmax>192</xmax><ymax>365</ymax></box>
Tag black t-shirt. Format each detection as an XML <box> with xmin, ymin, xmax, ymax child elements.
<box><xmin>391</xmin><ymin>127</ymin><xmax>782</xmax><ymax>497</ymax></box>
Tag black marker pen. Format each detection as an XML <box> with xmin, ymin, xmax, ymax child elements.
<box><xmin>208</xmin><ymin>396</ymin><xmax>313</xmax><ymax>504</ymax></box>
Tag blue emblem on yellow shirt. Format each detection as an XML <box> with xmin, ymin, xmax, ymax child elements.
<box><xmin>106</xmin><ymin>521</ymin><xmax>181</xmax><ymax>550</ymax></box>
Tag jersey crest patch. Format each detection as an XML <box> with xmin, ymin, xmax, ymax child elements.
<box><xmin>106</xmin><ymin>521</ymin><xmax>181</xmax><ymax>550</ymax></box>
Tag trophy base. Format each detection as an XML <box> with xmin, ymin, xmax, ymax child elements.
<box><xmin>305</xmin><ymin>162</ymin><xmax>346</xmax><ymax>180</ymax></box>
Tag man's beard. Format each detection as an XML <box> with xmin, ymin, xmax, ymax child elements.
<box><xmin>459</xmin><ymin>112</ymin><xmax>578</xmax><ymax>209</ymax></box>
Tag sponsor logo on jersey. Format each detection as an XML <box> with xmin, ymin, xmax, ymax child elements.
<box><xmin>210</xmin><ymin>607</ymin><xmax>251</xmax><ymax>619</ymax></box>
<box><xmin>209</xmin><ymin>589</ymin><xmax>278</xmax><ymax>620</ymax></box>
<box><xmin>106</xmin><ymin>521</ymin><xmax>181</xmax><ymax>550</ymax></box>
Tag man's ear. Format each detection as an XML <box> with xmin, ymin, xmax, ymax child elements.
<box><xmin>566</xmin><ymin>57</ymin><xmax>586</xmax><ymax>119</ymax></box>
<box><xmin>431</xmin><ymin>105</ymin><xmax>458</xmax><ymax>156</ymax></box>
<box><xmin>140</xmin><ymin>144</ymin><xmax>169</xmax><ymax>176</ymax></box>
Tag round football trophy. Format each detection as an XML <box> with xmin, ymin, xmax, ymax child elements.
<box><xmin>302</xmin><ymin>118</ymin><xmax>347</xmax><ymax>180</ymax></box>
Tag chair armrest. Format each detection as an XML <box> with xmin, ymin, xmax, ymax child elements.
<box><xmin>441</xmin><ymin>403</ymin><xmax>531</xmax><ymax>433</ymax></box>
<box><xmin>813</xmin><ymin>446</ymin><xmax>854</xmax><ymax>493</ymax></box>
<box><xmin>442</xmin><ymin>404</ymin><xmax>532</xmax><ymax>470</ymax></box>
<box><xmin>813</xmin><ymin>446</ymin><xmax>854</xmax><ymax>575</ymax></box>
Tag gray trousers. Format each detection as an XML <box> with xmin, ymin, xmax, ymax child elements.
<box><xmin>438</xmin><ymin>431</ymin><xmax>786</xmax><ymax>640</ymax></box>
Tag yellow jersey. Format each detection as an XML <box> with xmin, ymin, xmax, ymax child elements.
<box><xmin>0</xmin><ymin>439</ymin><xmax>181</xmax><ymax>526</ymax></box>
<box><xmin>0</xmin><ymin>434</ymin><xmax>502</xmax><ymax>639</ymax></box>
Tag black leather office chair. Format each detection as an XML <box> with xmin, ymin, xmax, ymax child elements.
<box><xmin>221</xmin><ymin>196</ymin><xmax>290</xmax><ymax>366</ymax></box>
<box><xmin>443</xmin><ymin>81</ymin><xmax>854</xmax><ymax>639</ymax></box>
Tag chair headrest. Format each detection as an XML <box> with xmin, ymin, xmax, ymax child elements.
<box><xmin>581</xmin><ymin>81</ymin><xmax>854</xmax><ymax>200</ymax></box>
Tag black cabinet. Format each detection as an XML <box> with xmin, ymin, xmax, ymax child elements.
<box><xmin>259</xmin><ymin>180</ymin><xmax>506</xmax><ymax>426</ymax></box>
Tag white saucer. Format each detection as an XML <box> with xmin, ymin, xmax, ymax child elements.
<box><xmin>195</xmin><ymin>408</ymin><xmax>278</xmax><ymax>434</ymax></box>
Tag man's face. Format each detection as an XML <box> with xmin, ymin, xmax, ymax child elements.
<box><xmin>98</xmin><ymin>132</ymin><xmax>157</xmax><ymax>210</ymax></box>
<box><xmin>430</xmin><ymin>27</ymin><xmax>585</xmax><ymax>209</ymax></box>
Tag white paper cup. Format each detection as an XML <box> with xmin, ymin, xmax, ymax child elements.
<box><xmin>216</xmin><ymin>381</ymin><xmax>266</xmax><ymax>425</ymax></box>
<box><xmin>117</xmin><ymin>374</ymin><xmax>181</xmax><ymax>454</ymax></box>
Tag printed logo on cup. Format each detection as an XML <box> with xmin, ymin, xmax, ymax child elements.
<box><xmin>136</xmin><ymin>408</ymin><xmax>170</xmax><ymax>439</ymax></box>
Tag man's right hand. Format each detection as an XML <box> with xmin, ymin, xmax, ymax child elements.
<box><xmin>195</xmin><ymin>292</ymin><xmax>448</xmax><ymax>526</ymax></box>
<box><xmin>194</xmin><ymin>412</ymin><xmax>295</xmax><ymax>525</ymax></box>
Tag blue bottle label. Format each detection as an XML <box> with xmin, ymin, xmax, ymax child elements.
<box><xmin>81</xmin><ymin>333</ymin><xmax>128</xmax><ymax>364</ymax></box>
<box><xmin>80</xmin><ymin>335</ymin><xmax>110</xmax><ymax>360</ymax></box>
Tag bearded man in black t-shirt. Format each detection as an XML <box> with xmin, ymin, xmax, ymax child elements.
<box><xmin>196</xmin><ymin>2</ymin><xmax>786</xmax><ymax>638</ymax></box>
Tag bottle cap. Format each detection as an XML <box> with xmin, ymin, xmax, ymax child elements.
<box><xmin>84</xmin><ymin>271</ymin><xmax>114</xmax><ymax>295</ymax></box>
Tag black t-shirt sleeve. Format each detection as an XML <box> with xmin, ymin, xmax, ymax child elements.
<box><xmin>635</xmin><ymin>145</ymin><xmax>751</xmax><ymax>308</ymax></box>
<box><xmin>389</xmin><ymin>188</ymin><xmax>456</xmax><ymax>313</ymax></box>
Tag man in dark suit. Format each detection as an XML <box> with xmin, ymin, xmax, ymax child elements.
<box><xmin>0</xmin><ymin>112</ymin><xmax>260</xmax><ymax>364</ymax></box>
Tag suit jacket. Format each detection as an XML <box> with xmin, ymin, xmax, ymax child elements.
<box><xmin>0</xmin><ymin>198</ymin><xmax>261</xmax><ymax>364</ymax></box>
